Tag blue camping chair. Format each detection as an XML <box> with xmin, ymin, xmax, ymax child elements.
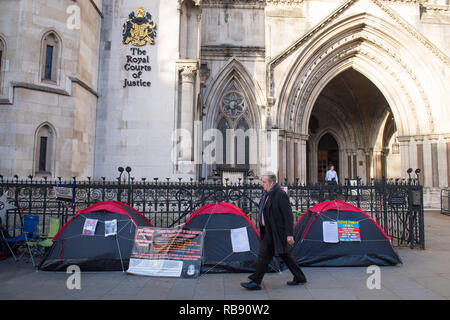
<box><xmin>0</xmin><ymin>215</ymin><xmax>39</xmax><ymax>266</ymax></box>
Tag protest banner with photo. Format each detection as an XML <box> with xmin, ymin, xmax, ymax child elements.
<box><xmin>127</xmin><ymin>227</ymin><xmax>204</xmax><ymax>278</ymax></box>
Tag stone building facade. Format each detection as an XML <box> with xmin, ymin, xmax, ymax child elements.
<box><xmin>0</xmin><ymin>0</ymin><xmax>449</xmax><ymax>207</ymax></box>
<box><xmin>0</xmin><ymin>0</ymin><xmax>102</xmax><ymax>178</ymax></box>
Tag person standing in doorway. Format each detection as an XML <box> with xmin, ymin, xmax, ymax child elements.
<box><xmin>240</xmin><ymin>172</ymin><xmax>307</xmax><ymax>290</ymax></box>
<box><xmin>325</xmin><ymin>165</ymin><xmax>338</xmax><ymax>185</ymax></box>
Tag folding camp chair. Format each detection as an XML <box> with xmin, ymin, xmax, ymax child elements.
<box><xmin>0</xmin><ymin>215</ymin><xmax>39</xmax><ymax>266</ymax></box>
<box><xmin>27</xmin><ymin>217</ymin><xmax>60</xmax><ymax>255</ymax></box>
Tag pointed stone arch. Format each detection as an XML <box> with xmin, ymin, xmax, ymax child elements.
<box><xmin>274</xmin><ymin>13</ymin><xmax>439</xmax><ymax>138</ymax></box>
<box><xmin>33</xmin><ymin>121</ymin><xmax>57</xmax><ymax>176</ymax></box>
<box><xmin>203</xmin><ymin>58</ymin><xmax>263</xmax><ymax>131</ymax></box>
<box><xmin>202</xmin><ymin>58</ymin><xmax>264</xmax><ymax>176</ymax></box>
<box><xmin>40</xmin><ymin>29</ymin><xmax>63</xmax><ymax>84</ymax></box>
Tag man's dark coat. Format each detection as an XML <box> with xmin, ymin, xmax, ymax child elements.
<box><xmin>260</xmin><ymin>184</ymin><xmax>294</xmax><ymax>255</ymax></box>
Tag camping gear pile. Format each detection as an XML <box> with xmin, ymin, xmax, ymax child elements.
<box><xmin>1</xmin><ymin>198</ymin><xmax>402</xmax><ymax>273</ymax></box>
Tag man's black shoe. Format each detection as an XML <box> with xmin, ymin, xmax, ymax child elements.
<box><xmin>240</xmin><ymin>281</ymin><xmax>262</xmax><ymax>290</ymax></box>
<box><xmin>287</xmin><ymin>279</ymin><xmax>307</xmax><ymax>286</ymax></box>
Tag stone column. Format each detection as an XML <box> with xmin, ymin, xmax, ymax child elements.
<box><xmin>414</xmin><ymin>136</ymin><xmax>424</xmax><ymax>185</ymax></box>
<box><xmin>339</xmin><ymin>148</ymin><xmax>347</xmax><ymax>183</ymax></box>
<box><xmin>372</xmin><ymin>149</ymin><xmax>383</xmax><ymax>181</ymax></box>
<box><xmin>278</xmin><ymin>133</ymin><xmax>286</xmax><ymax>183</ymax></box>
<box><xmin>297</xmin><ymin>134</ymin><xmax>308</xmax><ymax>184</ymax></box>
<box><xmin>397</xmin><ymin>136</ymin><xmax>411</xmax><ymax>180</ymax></box>
<box><xmin>444</xmin><ymin>134</ymin><xmax>450</xmax><ymax>187</ymax></box>
<box><xmin>346</xmin><ymin>149</ymin><xmax>353</xmax><ymax>180</ymax></box>
<box><xmin>438</xmin><ymin>136</ymin><xmax>447</xmax><ymax>188</ymax></box>
<box><xmin>364</xmin><ymin>149</ymin><xmax>372</xmax><ymax>184</ymax></box>
<box><xmin>286</xmin><ymin>132</ymin><xmax>294</xmax><ymax>183</ymax></box>
<box><xmin>429</xmin><ymin>134</ymin><xmax>440</xmax><ymax>188</ymax></box>
<box><xmin>310</xmin><ymin>139</ymin><xmax>318</xmax><ymax>184</ymax></box>
<box><xmin>382</xmin><ymin>147</ymin><xmax>389</xmax><ymax>179</ymax></box>
<box><xmin>177</xmin><ymin>60</ymin><xmax>198</xmax><ymax>163</ymax></box>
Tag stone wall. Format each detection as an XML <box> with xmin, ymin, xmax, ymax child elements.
<box><xmin>0</xmin><ymin>0</ymin><xmax>102</xmax><ymax>178</ymax></box>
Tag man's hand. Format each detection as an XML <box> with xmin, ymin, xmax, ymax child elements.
<box><xmin>287</xmin><ymin>236</ymin><xmax>295</xmax><ymax>246</ymax></box>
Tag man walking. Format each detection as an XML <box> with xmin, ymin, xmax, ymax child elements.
<box><xmin>241</xmin><ymin>172</ymin><xmax>306</xmax><ymax>290</ymax></box>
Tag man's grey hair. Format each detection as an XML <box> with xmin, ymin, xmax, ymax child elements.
<box><xmin>261</xmin><ymin>171</ymin><xmax>277</xmax><ymax>184</ymax></box>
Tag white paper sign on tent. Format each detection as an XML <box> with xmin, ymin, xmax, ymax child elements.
<box><xmin>230</xmin><ymin>227</ymin><xmax>250</xmax><ymax>253</ymax></box>
<box><xmin>323</xmin><ymin>221</ymin><xmax>339</xmax><ymax>243</ymax></box>
<box><xmin>105</xmin><ymin>219</ymin><xmax>117</xmax><ymax>237</ymax></box>
<box><xmin>82</xmin><ymin>218</ymin><xmax>98</xmax><ymax>236</ymax></box>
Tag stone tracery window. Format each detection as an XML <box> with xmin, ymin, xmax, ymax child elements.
<box><xmin>221</xmin><ymin>84</ymin><xmax>246</xmax><ymax>118</ymax></box>
<box><xmin>216</xmin><ymin>83</ymin><xmax>250</xmax><ymax>169</ymax></box>
<box><xmin>222</xmin><ymin>91</ymin><xmax>245</xmax><ymax>118</ymax></box>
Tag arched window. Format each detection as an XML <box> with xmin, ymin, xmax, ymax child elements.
<box><xmin>215</xmin><ymin>83</ymin><xmax>252</xmax><ymax>170</ymax></box>
<box><xmin>40</xmin><ymin>32</ymin><xmax>60</xmax><ymax>83</ymax></box>
<box><xmin>235</xmin><ymin>117</ymin><xmax>250</xmax><ymax>168</ymax></box>
<box><xmin>217</xmin><ymin>117</ymin><xmax>230</xmax><ymax>165</ymax></box>
<box><xmin>34</xmin><ymin>124</ymin><xmax>55</xmax><ymax>174</ymax></box>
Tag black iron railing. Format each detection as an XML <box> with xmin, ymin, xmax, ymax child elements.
<box><xmin>0</xmin><ymin>176</ymin><xmax>424</xmax><ymax>249</ymax></box>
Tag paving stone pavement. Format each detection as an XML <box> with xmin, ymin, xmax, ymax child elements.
<box><xmin>1</xmin><ymin>210</ymin><xmax>449</xmax><ymax>300</ymax></box>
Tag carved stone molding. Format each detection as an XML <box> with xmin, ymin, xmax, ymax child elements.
<box><xmin>178</xmin><ymin>0</ymin><xmax>202</xmax><ymax>9</ymax></box>
<box><xmin>201</xmin><ymin>45</ymin><xmax>265</xmax><ymax>59</ymax></box>
<box><xmin>177</xmin><ymin>60</ymin><xmax>199</xmax><ymax>83</ymax></box>
<box><xmin>201</xmin><ymin>0</ymin><xmax>265</xmax><ymax>8</ymax></box>
<box><xmin>371</xmin><ymin>0</ymin><xmax>450</xmax><ymax>66</ymax></box>
<box><xmin>276</xmin><ymin>17</ymin><xmax>440</xmax><ymax>138</ymax></box>
<box><xmin>180</xmin><ymin>67</ymin><xmax>197</xmax><ymax>83</ymax></box>
<box><xmin>397</xmin><ymin>136</ymin><xmax>411</xmax><ymax>144</ymax></box>
<box><xmin>292</xmin><ymin>43</ymin><xmax>422</xmax><ymax>135</ymax></box>
<box><xmin>266</xmin><ymin>0</ymin><xmax>305</xmax><ymax>6</ymax></box>
<box><xmin>268</xmin><ymin>0</ymin><xmax>449</xmax><ymax>101</ymax></box>
<box><xmin>421</xmin><ymin>3</ymin><xmax>450</xmax><ymax>13</ymax></box>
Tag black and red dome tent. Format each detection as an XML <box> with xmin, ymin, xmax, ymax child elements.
<box><xmin>292</xmin><ymin>200</ymin><xmax>402</xmax><ymax>267</ymax></box>
<box><xmin>183</xmin><ymin>202</ymin><xmax>280</xmax><ymax>273</ymax></box>
<box><xmin>39</xmin><ymin>201</ymin><xmax>153</xmax><ymax>271</ymax></box>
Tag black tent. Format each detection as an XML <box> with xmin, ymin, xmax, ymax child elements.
<box><xmin>183</xmin><ymin>202</ymin><xmax>280</xmax><ymax>273</ymax></box>
<box><xmin>292</xmin><ymin>200</ymin><xmax>402</xmax><ymax>267</ymax></box>
<box><xmin>39</xmin><ymin>201</ymin><xmax>153</xmax><ymax>271</ymax></box>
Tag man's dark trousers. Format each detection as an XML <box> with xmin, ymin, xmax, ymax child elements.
<box><xmin>249</xmin><ymin>231</ymin><xmax>306</xmax><ymax>285</ymax></box>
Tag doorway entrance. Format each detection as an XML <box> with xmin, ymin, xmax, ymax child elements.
<box><xmin>318</xmin><ymin>133</ymin><xmax>339</xmax><ymax>184</ymax></box>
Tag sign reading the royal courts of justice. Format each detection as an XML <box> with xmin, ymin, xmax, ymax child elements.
<box><xmin>122</xmin><ymin>6</ymin><xmax>157</xmax><ymax>88</ymax></box>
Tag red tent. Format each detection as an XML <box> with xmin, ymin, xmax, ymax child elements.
<box><xmin>292</xmin><ymin>200</ymin><xmax>401</xmax><ymax>266</ymax></box>
<box><xmin>40</xmin><ymin>201</ymin><xmax>152</xmax><ymax>271</ymax></box>
<box><xmin>183</xmin><ymin>202</ymin><xmax>279</xmax><ymax>273</ymax></box>
<box><xmin>184</xmin><ymin>202</ymin><xmax>259</xmax><ymax>237</ymax></box>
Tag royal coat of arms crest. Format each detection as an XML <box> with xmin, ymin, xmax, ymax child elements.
<box><xmin>122</xmin><ymin>6</ymin><xmax>157</xmax><ymax>47</ymax></box>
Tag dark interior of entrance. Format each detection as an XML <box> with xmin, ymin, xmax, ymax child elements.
<box><xmin>318</xmin><ymin>133</ymin><xmax>339</xmax><ymax>184</ymax></box>
<box><xmin>306</xmin><ymin>68</ymin><xmax>396</xmax><ymax>184</ymax></box>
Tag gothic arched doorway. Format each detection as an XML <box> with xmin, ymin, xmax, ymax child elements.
<box><xmin>305</xmin><ymin>68</ymin><xmax>398</xmax><ymax>185</ymax></box>
<box><xmin>317</xmin><ymin>133</ymin><xmax>339</xmax><ymax>184</ymax></box>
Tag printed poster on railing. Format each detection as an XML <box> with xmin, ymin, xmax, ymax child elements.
<box><xmin>127</xmin><ymin>227</ymin><xmax>204</xmax><ymax>278</ymax></box>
